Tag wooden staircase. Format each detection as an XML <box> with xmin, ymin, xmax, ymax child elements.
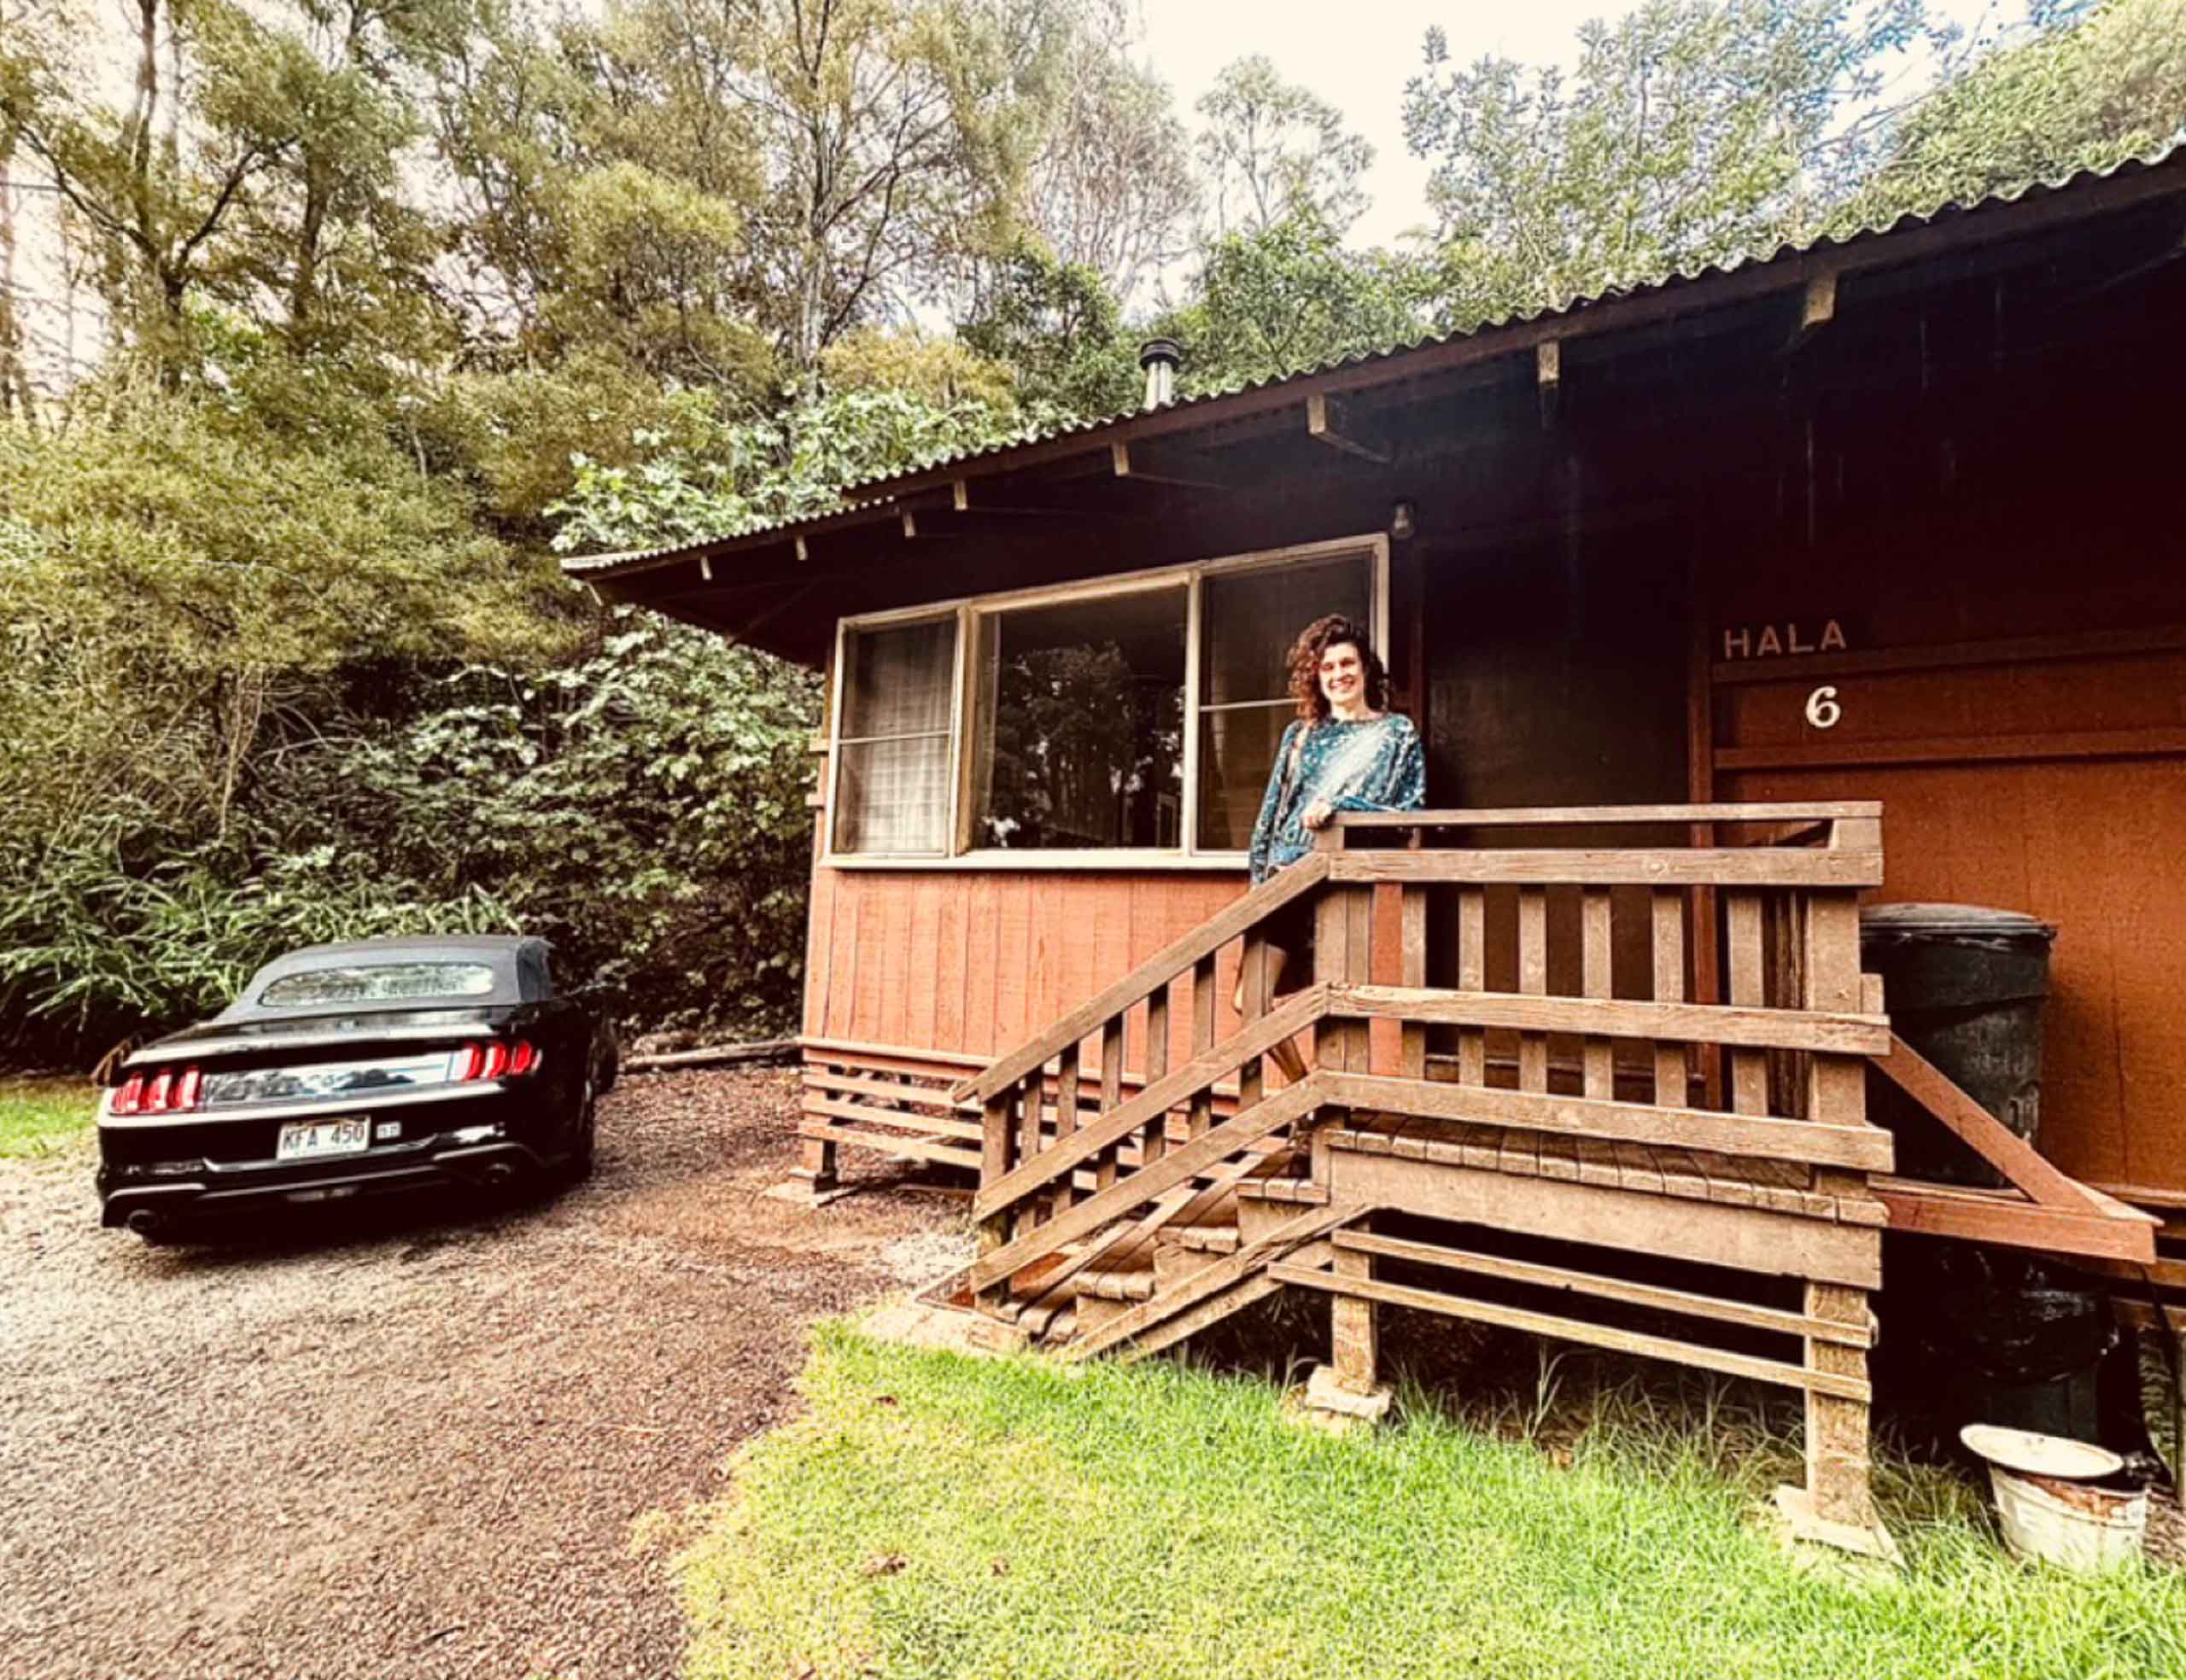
<box><xmin>949</xmin><ymin>803</ymin><xmax>1923</xmax><ymax>1546</ymax></box>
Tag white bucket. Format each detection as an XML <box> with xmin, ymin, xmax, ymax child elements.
<box><xmin>1988</xmin><ymin>1464</ymin><xmax>2148</xmax><ymax>1572</ymax></box>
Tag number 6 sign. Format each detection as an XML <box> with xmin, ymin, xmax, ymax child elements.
<box><xmin>1804</xmin><ymin>685</ymin><xmax>1843</xmax><ymax>730</ymax></box>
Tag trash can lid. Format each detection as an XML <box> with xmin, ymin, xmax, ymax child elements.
<box><xmin>1861</xmin><ymin>902</ymin><xmax>2057</xmax><ymax>943</ymax></box>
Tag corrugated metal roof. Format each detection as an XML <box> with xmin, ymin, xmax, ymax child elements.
<box><xmin>561</xmin><ymin>497</ymin><xmax>897</xmax><ymax>575</ymax></box>
<box><xmin>563</xmin><ymin>143</ymin><xmax>2185</xmax><ymax>583</ymax></box>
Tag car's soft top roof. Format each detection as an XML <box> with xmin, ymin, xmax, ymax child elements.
<box><xmin>217</xmin><ymin>935</ymin><xmax>552</xmax><ymax>1018</ymax></box>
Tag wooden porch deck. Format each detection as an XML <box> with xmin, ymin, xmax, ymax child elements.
<box><xmin>796</xmin><ymin>803</ymin><xmax>2157</xmax><ymax>1555</ymax></box>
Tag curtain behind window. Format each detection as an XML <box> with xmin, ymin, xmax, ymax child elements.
<box><xmin>834</xmin><ymin>619</ymin><xmax>956</xmax><ymax>855</ymax></box>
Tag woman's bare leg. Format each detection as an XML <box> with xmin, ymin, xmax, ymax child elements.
<box><xmin>1236</xmin><ymin>940</ymin><xmax>1312</xmax><ymax>1085</ymax></box>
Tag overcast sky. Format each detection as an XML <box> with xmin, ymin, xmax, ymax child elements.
<box><xmin>1135</xmin><ymin>0</ymin><xmax>2029</xmax><ymax>250</ymax></box>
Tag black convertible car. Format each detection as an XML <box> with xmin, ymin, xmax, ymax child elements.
<box><xmin>97</xmin><ymin>935</ymin><xmax>617</xmax><ymax>1241</ymax></box>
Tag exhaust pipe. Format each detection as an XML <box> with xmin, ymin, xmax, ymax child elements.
<box><xmin>126</xmin><ymin>1210</ymin><xmax>162</xmax><ymax>1238</ymax></box>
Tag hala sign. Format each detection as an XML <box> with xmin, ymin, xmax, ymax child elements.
<box><xmin>1720</xmin><ymin>620</ymin><xmax>1849</xmax><ymax>661</ymax></box>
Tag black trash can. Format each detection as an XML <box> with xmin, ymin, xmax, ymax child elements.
<box><xmin>1860</xmin><ymin>902</ymin><xmax>2055</xmax><ymax>1187</ymax></box>
<box><xmin>1859</xmin><ymin>903</ymin><xmax>2136</xmax><ymax>1457</ymax></box>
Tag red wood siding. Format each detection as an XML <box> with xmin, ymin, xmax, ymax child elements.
<box><xmin>1710</xmin><ymin>501</ymin><xmax>2186</xmax><ymax>1203</ymax></box>
<box><xmin>804</xmin><ymin>869</ymin><xmax>1246</xmax><ymax>1065</ymax></box>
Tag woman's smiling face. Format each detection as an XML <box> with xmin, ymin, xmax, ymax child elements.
<box><xmin>1318</xmin><ymin>641</ymin><xmax>1365</xmax><ymax>709</ymax></box>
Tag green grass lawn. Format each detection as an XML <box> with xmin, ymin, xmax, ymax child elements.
<box><xmin>0</xmin><ymin>1076</ymin><xmax>96</xmax><ymax>1158</ymax></box>
<box><xmin>675</xmin><ymin>1322</ymin><xmax>2183</xmax><ymax>1680</ymax></box>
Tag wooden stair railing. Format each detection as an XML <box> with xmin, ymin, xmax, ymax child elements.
<box><xmin>963</xmin><ymin>805</ymin><xmax>1897</xmax><ymax>1312</ymax></box>
<box><xmin>1867</xmin><ymin>1034</ymin><xmax>2158</xmax><ymax>1263</ymax></box>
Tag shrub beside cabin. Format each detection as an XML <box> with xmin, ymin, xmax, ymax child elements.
<box><xmin>569</xmin><ymin>154</ymin><xmax>2186</xmax><ymax>1255</ymax></box>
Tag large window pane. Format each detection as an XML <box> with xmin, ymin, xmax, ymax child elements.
<box><xmin>835</xmin><ymin>737</ymin><xmax>950</xmax><ymax>855</ymax></box>
<box><xmin>834</xmin><ymin>618</ymin><xmax>955</xmax><ymax>855</ymax></box>
<box><xmin>1196</xmin><ymin>703</ymin><xmax>1295</xmax><ymax>851</ymax></box>
<box><xmin>1200</xmin><ymin>554</ymin><xmax>1371</xmax><ymax>707</ymax></box>
<box><xmin>972</xmin><ymin>588</ymin><xmax>1186</xmax><ymax>850</ymax></box>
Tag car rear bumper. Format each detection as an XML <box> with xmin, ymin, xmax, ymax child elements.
<box><xmin>96</xmin><ymin>1139</ymin><xmax>552</xmax><ymax>1231</ymax></box>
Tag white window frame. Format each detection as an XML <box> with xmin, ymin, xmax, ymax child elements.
<box><xmin>822</xmin><ymin>532</ymin><xmax>1390</xmax><ymax>870</ymax></box>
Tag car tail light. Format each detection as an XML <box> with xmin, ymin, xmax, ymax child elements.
<box><xmin>112</xmin><ymin>1065</ymin><xmax>202</xmax><ymax>1115</ymax></box>
<box><xmin>455</xmin><ymin>1040</ymin><xmax>536</xmax><ymax>1082</ymax></box>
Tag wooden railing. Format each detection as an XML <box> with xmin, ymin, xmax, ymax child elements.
<box><xmin>966</xmin><ymin>804</ymin><xmax>1896</xmax><ymax>1313</ymax></box>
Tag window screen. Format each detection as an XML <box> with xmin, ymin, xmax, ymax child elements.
<box><xmin>833</xmin><ymin>618</ymin><xmax>957</xmax><ymax>855</ymax></box>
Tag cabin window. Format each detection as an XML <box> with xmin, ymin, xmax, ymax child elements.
<box><xmin>832</xmin><ymin>616</ymin><xmax>957</xmax><ymax>855</ymax></box>
<box><xmin>1195</xmin><ymin>554</ymin><xmax>1373</xmax><ymax>851</ymax></box>
<box><xmin>828</xmin><ymin>535</ymin><xmax>1384</xmax><ymax>863</ymax></box>
<box><xmin>967</xmin><ymin>587</ymin><xmax>1188</xmax><ymax>850</ymax></box>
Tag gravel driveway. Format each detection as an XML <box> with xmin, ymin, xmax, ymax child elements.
<box><xmin>1</xmin><ymin>1067</ymin><xmax>966</xmax><ymax>1680</ymax></box>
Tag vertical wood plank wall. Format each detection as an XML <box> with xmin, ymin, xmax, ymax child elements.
<box><xmin>804</xmin><ymin>870</ymin><xmax>1245</xmax><ymax>1062</ymax></box>
<box><xmin>1708</xmin><ymin>510</ymin><xmax>2186</xmax><ymax>1205</ymax></box>
<box><xmin>802</xmin><ymin>868</ymin><xmax>1418</xmax><ymax>1078</ymax></box>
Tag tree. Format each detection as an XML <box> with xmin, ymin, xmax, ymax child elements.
<box><xmin>432</xmin><ymin>0</ymin><xmax>1105</xmax><ymax>378</ymax></box>
<box><xmin>1020</xmin><ymin>3</ymin><xmax>1195</xmax><ymax>303</ymax></box>
<box><xmin>1164</xmin><ymin>208</ymin><xmax>1428</xmax><ymax>393</ymax></box>
<box><xmin>0</xmin><ymin>0</ymin><xmax>456</xmax><ymax>381</ymax></box>
<box><xmin>546</xmin><ymin>380</ymin><xmax>1036</xmax><ymax>553</ymax></box>
<box><xmin>1194</xmin><ymin>55</ymin><xmax>1374</xmax><ymax>237</ymax></box>
<box><xmin>1402</xmin><ymin>1</ymin><xmax>1931</xmax><ymax>330</ymax></box>
<box><xmin>1842</xmin><ymin>0</ymin><xmax>2186</xmax><ymax>227</ymax></box>
<box><xmin>0</xmin><ymin>0</ymin><xmax>34</xmax><ymax>417</ymax></box>
<box><xmin>0</xmin><ymin>392</ymin><xmax>555</xmax><ymax>844</ymax></box>
<box><xmin>959</xmin><ymin>239</ymin><xmax>1139</xmax><ymax>416</ymax></box>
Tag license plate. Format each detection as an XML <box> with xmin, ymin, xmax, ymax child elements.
<box><xmin>277</xmin><ymin>1117</ymin><xmax>371</xmax><ymax>1161</ymax></box>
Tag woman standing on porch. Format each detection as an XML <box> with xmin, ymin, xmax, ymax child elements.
<box><xmin>1243</xmin><ymin>615</ymin><xmax>1424</xmax><ymax>1070</ymax></box>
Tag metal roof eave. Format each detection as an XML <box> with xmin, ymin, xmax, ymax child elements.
<box><xmin>564</xmin><ymin>146</ymin><xmax>2186</xmax><ymax>592</ymax></box>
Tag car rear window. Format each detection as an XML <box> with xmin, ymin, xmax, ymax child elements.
<box><xmin>258</xmin><ymin>962</ymin><xmax>499</xmax><ymax>1006</ymax></box>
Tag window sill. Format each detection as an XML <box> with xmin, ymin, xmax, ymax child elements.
<box><xmin>821</xmin><ymin>850</ymin><xmax>1251</xmax><ymax>873</ymax></box>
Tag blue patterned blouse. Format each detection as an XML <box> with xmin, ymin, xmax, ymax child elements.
<box><xmin>1248</xmin><ymin>714</ymin><xmax>1427</xmax><ymax>884</ymax></box>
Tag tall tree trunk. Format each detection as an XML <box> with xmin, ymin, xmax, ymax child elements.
<box><xmin>0</xmin><ymin>0</ymin><xmax>30</xmax><ymax>417</ymax></box>
<box><xmin>289</xmin><ymin>160</ymin><xmax>328</xmax><ymax>331</ymax></box>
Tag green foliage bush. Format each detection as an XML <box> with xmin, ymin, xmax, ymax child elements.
<box><xmin>0</xmin><ymin>386</ymin><xmax>830</xmax><ymax>1066</ymax></box>
<box><xmin>257</xmin><ymin>615</ymin><xmax>823</xmax><ymax>1037</ymax></box>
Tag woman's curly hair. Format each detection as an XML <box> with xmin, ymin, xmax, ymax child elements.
<box><xmin>1287</xmin><ymin>614</ymin><xmax>1388</xmax><ymax>720</ymax></box>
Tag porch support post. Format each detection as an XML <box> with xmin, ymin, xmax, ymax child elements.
<box><xmin>1776</xmin><ymin>852</ymin><xmax>1896</xmax><ymax>1560</ymax></box>
<box><xmin>1330</xmin><ymin>1212</ymin><xmax>1377</xmax><ymax>1391</ymax></box>
<box><xmin>975</xmin><ymin>1094</ymin><xmax>1015</xmax><ymax>1315</ymax></box>
<box><xmin>795</xmin><ymin>1134</ymin><xmax>839</xmax><ymax>1194</ymax></box>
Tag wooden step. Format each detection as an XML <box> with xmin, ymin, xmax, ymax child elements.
<box><xmin>1162</xmin><ymin>1223</ymin><xmax>1241</xmax><ymax>1254</ymax></box>
<box><xmin>1064</xmin><ymin>1202</ymin><xmax>1361</xmax><ymax>1362</ymax></box>
<box><xmin>1237</xmin><ymin>1177</ymin><xmax>1330</xmax><ymax>1207</ymax></box>
<box><xmin>1078</xmin><ymin>1268</ymin><xmax>1158</xmax><ymax>1303</ymax></box>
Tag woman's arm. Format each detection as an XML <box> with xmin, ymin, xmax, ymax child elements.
<box><xmin>1248</xmin><ymin>721</ymin><xmax>1300</xmax><ymax>882</ymax></box>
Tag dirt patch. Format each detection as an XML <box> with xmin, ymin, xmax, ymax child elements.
<box><xmin>0</xmin><ymin>1066</ymin><xmax>967</xmax><ymax>1680</ymax></box>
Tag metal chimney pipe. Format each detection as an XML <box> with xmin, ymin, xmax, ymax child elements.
<box><xmin>1138</xmin><ymin>338</ymin><xmax>1182</xmax><ymax>411</ymax></box>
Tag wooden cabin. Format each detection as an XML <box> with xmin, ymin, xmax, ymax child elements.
<box><xmin>569</xmin><ymin>151</ymin><xmax>2184</xmax><ymax>1550</ymax></box>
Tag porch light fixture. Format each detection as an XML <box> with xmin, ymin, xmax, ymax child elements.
<box><xmin>1390</xmin><ymin>500</ymin><xmax>1417</xmax><ymax>540</ymax></box>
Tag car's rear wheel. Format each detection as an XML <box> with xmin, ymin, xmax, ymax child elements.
<box><xmin>562</xmin><ymin>1077</ymin><xmax>597</xmax><ymax>1185</ymax></box>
